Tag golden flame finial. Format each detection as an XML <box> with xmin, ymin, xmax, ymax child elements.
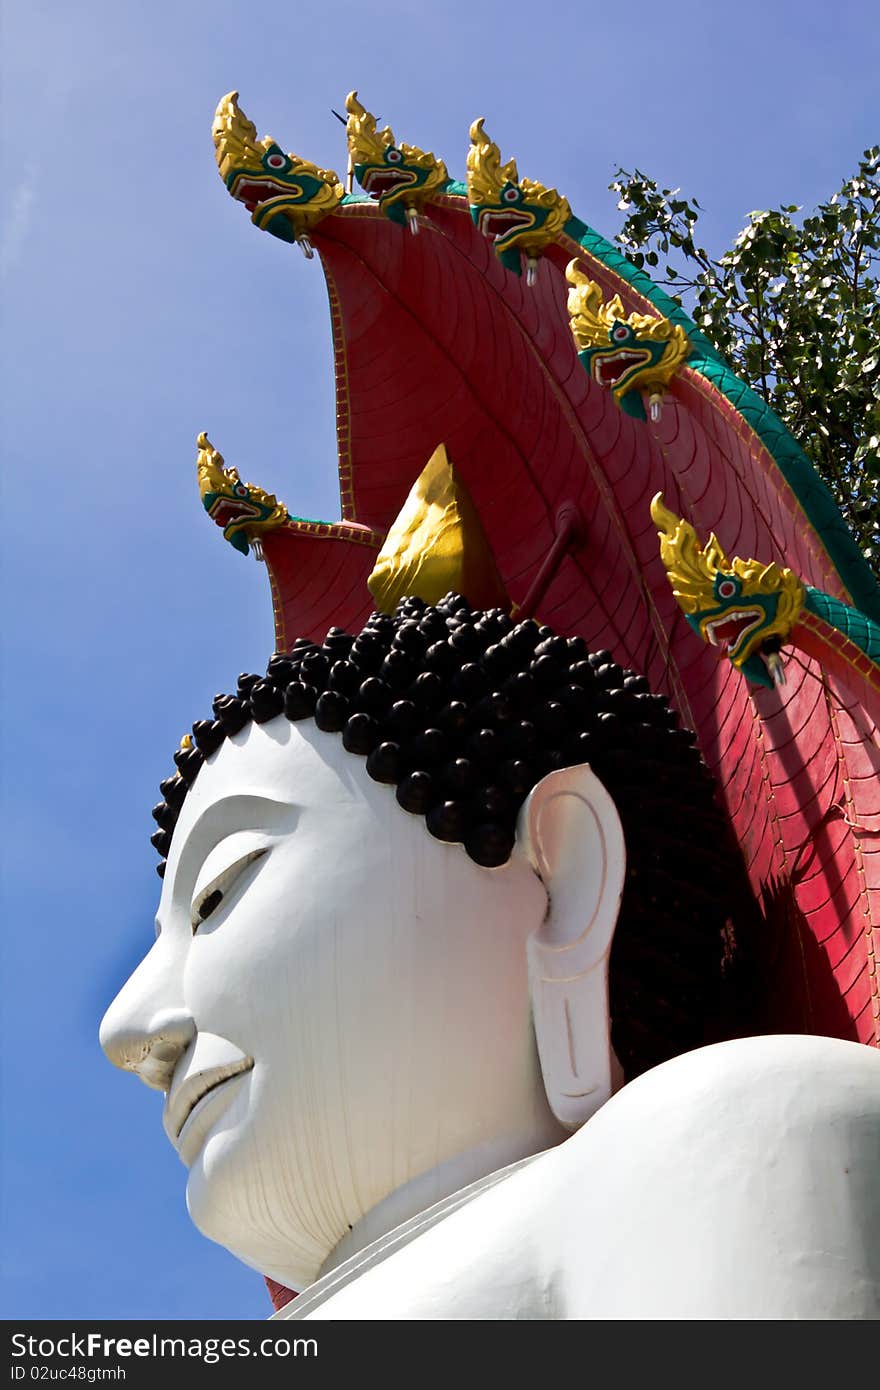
<box><xmin>650</xmin><ymin>493</ymin><xmax>728</xmax><ymax>613</ymax></box>
<box><xmin>212</xmin><ymin>91</ymin><xmax>265</xmax><ymax>181</ymax></box>
<box><xmin>466</xmin><ymin>118</ymin><xmax>518</xmax><ymax>204</ymax></box>
<box><xmin>345</xmin><ymin>90</ymin><xmax>394</xmax><ymax>165</ymax></box>
<box><xmin>368</xmin><ymin>444</ymin><xmax>509</xmax><ymax>613</ymax></box>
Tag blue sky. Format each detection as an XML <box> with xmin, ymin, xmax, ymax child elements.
<box><xmin>2</xmin><ymin>0</ymin><xmax>877</xmax><ymax>1320</ymax></box>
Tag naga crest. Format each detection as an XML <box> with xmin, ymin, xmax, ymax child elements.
<box><xmin>567</xmin><ymin>264</ymin><xmax>690</xmax><ymax>418</ymax></box>
<box><xmin>197</xmin><ymin>433</ymin><xmax>288</xmax><ymax>557</ymax></box>
<box><xmin>345</xmin><ymin>92</ymin><xmax>449</xmax><ymax>225</ymax></box>
<box><xmin>466</xmin><ymin>119</ymin><xmax>571</xmax><ymax>272</ymax></box>
<box><xmin>651</xmin><ymin>493</ymin><xmax>805</xmax><ymax>686</ymax></box>
<box><xmin>212</xmin><ymin>92</ymin><xmax>344</xmax><ymax>246</ymax></box>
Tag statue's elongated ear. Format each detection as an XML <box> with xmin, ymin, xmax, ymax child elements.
<box><xmin>517</xmin><ymin>764</ymin><xmax>626</xmax><ymax>1131</ymax></box>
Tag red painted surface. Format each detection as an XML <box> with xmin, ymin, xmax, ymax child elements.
<box><xmin>264</xmin><ymin>1276</ymin><xmax>296</xmax><ymax>1313</ymax></box>
<box><xmin>261</xmin><ymin>518</ymin><xmax>381</xmax><ymax>649</ymax></box>
<box><xmin>261</xmin><ymin>194</ymin><xmax>877</xmax><ymax>1049</ymax></box>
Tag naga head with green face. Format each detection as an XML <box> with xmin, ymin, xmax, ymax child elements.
<box><xmin>213</xmin><ymin>92</ymin><xmax>343</xmax><ymax>244</ymax></box>
<box><xmin>567</xmin><ymin>265</ymin><xmax>691</xmax><ymax>419</ymax></box>
<box><xmin>197</xmin><ymin>434</ymin><xmax>288</xmax><ymax>557</ymax></box>
<box><xmin>651</xmin><ymin>494</ymin><xmax>806</xmax><ymax>687</ymax></box>
<box><xmin>466</xmin><ymin>119</ymin><xmax>571</xmax><ymax>273</ymax></box>
<box><xmin>345</xmin><ymin>91</ymin><xmax>449</xmax><ymax>226</ymax></box>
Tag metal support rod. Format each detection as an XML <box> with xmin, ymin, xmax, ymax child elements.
<box><xmin>515</xmin><ymin>501</ymin><xmax>583</xmax><ymax>619</ymax></box>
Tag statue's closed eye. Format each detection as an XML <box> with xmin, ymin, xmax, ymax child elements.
<box><xmin>191</xmin><ymin>846</ymin><xmax>268</xmax><ymax>935</ymax></box>
<box><xmin>197</xmin><ymin>889</ymin><xmax>224</xmax><ymax>923</ymax></box>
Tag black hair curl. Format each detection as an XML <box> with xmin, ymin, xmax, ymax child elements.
<box><xmin>151</xmin><ymin>592</ymin><xmax>753</xmax><ymax>1078</ymax></box>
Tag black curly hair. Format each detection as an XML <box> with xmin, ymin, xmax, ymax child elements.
<box><xmin>151</xmin><ymin>592</ymin><xmax>753</xmax><ymax>1078</ymax></box>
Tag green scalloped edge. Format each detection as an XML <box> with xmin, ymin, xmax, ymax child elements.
<box><xmin>286</xmin><ymin>512</ymin><xmax>340</xmax><ymax>527</ymax></box>
<box><xmin>336</xmin><ymin>185</ymin><xmax>880</xmax><ymax>624</ymax></box>
<box><xmin>688</xmin><ymin>358</ymin><xmax>880</xmax><ymax>623</ymax></box>
<box><xmin>805</xmin><ymin>587</ymin><xmax>880</xmax><ymax>668</ymax></box>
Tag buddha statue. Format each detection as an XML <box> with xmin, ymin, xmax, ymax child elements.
<box><xmin>100</xmin><ymin>593</ymin><xmax>880</xmax><ymax>1319</ymax></box>
<box><xmin>100</xmin><ymin>93</ymin><xmax>880</xmax><ymax>1318</ymax></box>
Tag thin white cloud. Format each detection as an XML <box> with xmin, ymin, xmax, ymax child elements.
<box><xmin>0</xmin><ymin>180</ymin><xmax>34</xmax><ymax>279</ymax></box>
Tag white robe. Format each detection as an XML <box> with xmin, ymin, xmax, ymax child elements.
<box><xmin>274</xmin><ymin>1035</ymin><xmax>880</xmax><ymax>1320</ymax></box>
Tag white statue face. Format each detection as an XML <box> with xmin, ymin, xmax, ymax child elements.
<box><xmin>100</xmin><ymin>718</ymin><xmax>555</xmax><ymax>1290</ymax></box>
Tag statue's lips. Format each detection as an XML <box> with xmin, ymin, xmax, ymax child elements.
<box><xmin>362</xmin><ymin>167</ymin><xmax>416</xmax><ymax>197</ymax></box>
<box><xmin>478</xmin><ymin>208</ymin><xmax>533</xmax><ymax>242</ymax></box>
<box><xmin>704</xmin><ymin>608</ymin><xmax>765</xmax><ymax>655</ymax></box>
<box><xmin>592</xmin><ymin>350</ymin><xmax>651</xmax><ymax>387</ymax></box>
<box><xmin>210</xmin><ymin>498</ymin><xmax>262</xmax><ymax>528</ymax></box>
<box><xmin>168</xmin><ymin>1057</ymin><xmax>254</xmax><ymax>1144</ymax></box>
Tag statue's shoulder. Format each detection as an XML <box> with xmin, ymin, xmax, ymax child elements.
<box><xmin>555</xmin><ymin>1035</ymin><xmax>880</xmax><ymax>1319</ymax></box>
<box><xmin>281</xmin><ymin>1037</ymin><xmax>880</xmax><ymax>1320</ymax></box>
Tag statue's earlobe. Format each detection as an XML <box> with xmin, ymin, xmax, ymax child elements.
<box><xmin>517</xmin><ymin>765</ymin><xmax>626</xmax><ymax>1131</ymax></box>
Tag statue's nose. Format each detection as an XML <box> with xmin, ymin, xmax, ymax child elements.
<box><xmin>100</xmin><ymin>945</ymin><xmax>195</xmax><ymax>1092</ymax></box>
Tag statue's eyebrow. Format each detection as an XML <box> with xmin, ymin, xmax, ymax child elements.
<box><xmin>166</xmin><ymin>794</ymin><xmax>300</xmax><ymax>907</ymax></box>
<box><xmin>188</xmin><ymin>792</ymin><xmax>299</xmax><ymax>839</ymax></box>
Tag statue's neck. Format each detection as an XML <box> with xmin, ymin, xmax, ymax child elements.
<box><xmin>318</xmin><ymin>1124</ymin><xmax>562</xmax><ymax>1279</ymax></box>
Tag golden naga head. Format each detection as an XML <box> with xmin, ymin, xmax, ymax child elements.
<box><xmin>212</xmin><ymin>92</ymin><xmax>343</xmax><ymax>247</ymax></box>
<box><xmin>466</xmin><ymin>118</ymin><xmax>571</xmax><ymax>262</ymax></box>
<box><xmin>197</xmin><ymin>432</ymin><xmax>288</xmax><ymax>558</ymax></box>
<box><xmin>344</xmin><ymin>91</ymin><xmax>448</xmax><ymax>221</ymax></box>
<box><xmin>650</xmin><ymin>493</ymin><xmax>805</xmax><ymax>686</ymax></box>
<box><xmin>566</xmin><ymin>263</ymin><xmax>690</xmax><ymax>413</ymax></box>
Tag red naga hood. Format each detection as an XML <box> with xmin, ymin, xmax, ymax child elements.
<box><xmin>207</xmin><ymin>120</ymin><xmax>880</xmax><ymax>1062</ymax></box>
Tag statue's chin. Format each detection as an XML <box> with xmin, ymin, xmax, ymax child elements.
<box><xmin>183</xmin><ymin>1120</ymin><xmax>331</xmax><ymax>1292</ymax></box>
